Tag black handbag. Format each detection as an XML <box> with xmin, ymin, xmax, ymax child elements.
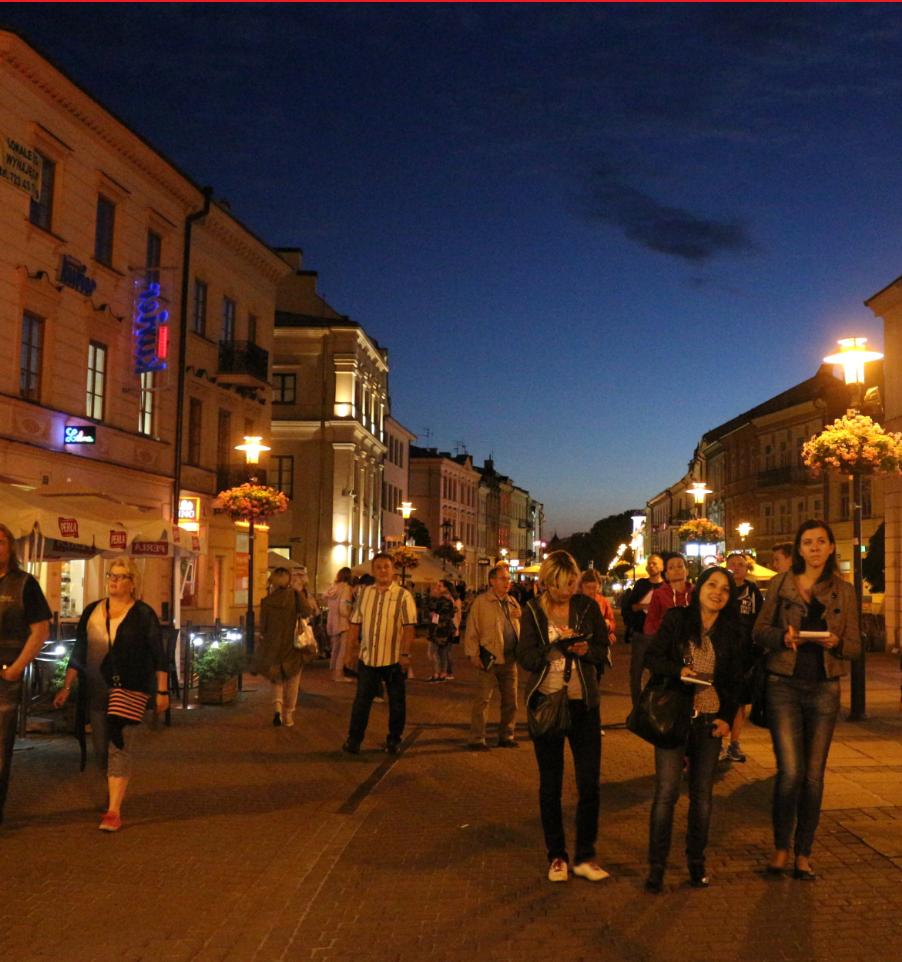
<box><xmin>627</xmin><ymin>676</ymin><xmax>692</xmax><ymax>749</ymax></box>
<box><xmin>527</xmin><ymin>656</ymin><xmax>573</xmax><ymax>739</ymax></box>
<box><xmin>746</xmin><ymin>656</ymin><xmax>768</xmax><ymax>728</ymax></box>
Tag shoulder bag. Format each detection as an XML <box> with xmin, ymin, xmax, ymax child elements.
<box><xmin>627</xmin><ymin>675</ymin><xmax>692</xmax><ymax>749</ymax></box>
<box><xmin>527</xmin><ymin>656</ymin><xmax>573</xmax><ymax>739</ymax></box>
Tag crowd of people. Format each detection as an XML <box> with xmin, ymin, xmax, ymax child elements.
<box><xmin>0</xmin><ymin>519</ymin><xmax>860</xmax><ymax>895</ymax></box>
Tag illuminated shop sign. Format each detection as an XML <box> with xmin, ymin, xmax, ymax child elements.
<box><xmin>132</xmin><ymin>540</ymin><xmax>170</xmax><ymax>557</ymax></box>
<box><xmin>58</xmin><ymin>517</ymin><xmax>79</xmax><ymax>539</ymax></box>
<box><xmin>0</xmin><ymin>133</ymin><xmax>42</xmax><ymax>200</ymax></box>
<box><xmin>109</xmin><ymin>531</ymin><xmax>127</xmax><ymax>551</ymax></box>
<box><xmin>132</xmin><ymin>276</ymin><xmax>170</xmax><ymax>375</ymax></box>
<box><xmin>64</xmin><ymin>425</ymin><xmax>96</xmax><ymax>445</ymax></box>
<box><xmin>178</xmin><ymin>496</ymin><xmax>201</xmax><ymax>532</ymax></box>
<box><xmin>58</xmin><ymin>255</ymin><xmax>97</xmax><ymax>296</ymax></box>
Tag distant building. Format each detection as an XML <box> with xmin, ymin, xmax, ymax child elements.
<box><xmin>383</xmin><ymin>416</ymin><xmax>415</xmax><ymax>547</ymax></box>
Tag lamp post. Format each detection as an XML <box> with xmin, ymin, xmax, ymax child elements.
<box><xmin>440</xmin><ymin>518</ymin><xmax>453</xmax><ymax>546</ymax></box>
<box><xmin>235</xmin><ymin>435</ymin><xmax>270</xmax><ymax>657</ymax></box>
<box><xmin>687</xmin><ymin>481</ymin><xmax>712</xmax><ymax>520</ymax></box>
<box><xmin>399</xmin><ymin>501</ymin><xmax>415</xmax><ymax>546</ymax></box>
<box><xmin>823</xmin><ymin>336</ymin><xmax>884</xmax><ymax>721</ymax></box>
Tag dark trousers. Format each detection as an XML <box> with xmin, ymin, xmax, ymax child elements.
<box><xmin>648</xmin><ymin>714</ymin><xmax>722</xmax><ymax>868</ymax></box>
<box><xmin>0</xmin><ymin>678</ymin><xmax>22</xmax><ymax>821</ymax></box>
<box><xmin>629</xmin><ymin>633</ymin><xmax>651</xmax><ymax>707</ymax></box>
<box><xmin>532</xmin><ymin>699</ymin><xmax>601</xmax><ymax>864</ymax></box>
<box><xmin>767</xmin><ymin>674</ymin><xmax>839</xmax><ymax>856</ymax></box>
<box><xmin>347</xmin><ymin>661</ymin><xmax>406</xmax><ymax>748</ymax></box>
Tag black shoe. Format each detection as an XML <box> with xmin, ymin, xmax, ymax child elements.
<box><xmin>793</xmin><ymin>866</ymin><xmax>817</xmax><ymax>881</ymax></box>
<box><xmin>644</xmin><ymin>865</ymin><xmax>664</xmax><ymax>894</ymax></box>
<box><xmin>341</xmin><ymin>740</ymin><xmax>361</xmax><ymax>755</ymax></box>
<box><xmin>384</xmin><ymin>741</ymin><xmax>401</xmax><ymax>756</ymax></box>
<box><xmin>496</xmin><ymin>739</ymin><xmax>519</xmax><ymax>749</ymax></box>
<box><xmin>467</xmin><ymin>742</ymin><xmax>490</xmax><ymax>752</ymax></box>
<box><xmin>689</xmin><ymin>863</ymin><xmax>710</xmax><ymax>888</ymax></box>
<box><xmin>272</xmin><ymin>712</ymin><xmax>282</xmax><ymax>727</ymax></box>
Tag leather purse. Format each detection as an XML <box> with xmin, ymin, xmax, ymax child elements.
<box><xmin>527</xmin><ymin>656</ymin><xmax>573</xmax><ymax>739</ymax></box>
<box><xmin>627</xmin><ymin>675</ymin><xmax>692</xmax><ymax>749</ymax></box>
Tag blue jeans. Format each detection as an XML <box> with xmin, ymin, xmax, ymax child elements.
<box><xmin>648</xmin><ymin>714</ymin><xmax>723</xmax><ymax>868</ymax></box>
<box><xmin>766</xmin><ymin>674</ymin><xmax>839</xmax><ymax>856</ymax></box>
<box><xmin>532</xmin><ymin>700</ymin><xmax>601</xmax><ymax>864</ymax></box>
<box><xmin>347</xmin><ymin>661</ymin><xmax>406</xmax><ymax>748</ymax></box>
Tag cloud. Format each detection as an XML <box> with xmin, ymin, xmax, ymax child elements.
<box><xmin>585</xmin><ymin>167</ymin><xmax>759</xmax><ymax>264</ymax></box>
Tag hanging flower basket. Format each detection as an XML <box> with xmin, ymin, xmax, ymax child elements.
<box><xmin>801</xmin><ymin>414</ymin><xmax>902</xmax><ymax>477</ymax></box>
<box><xmin>678</xmin><ymin>518</ymin><xmax>725</xmax><ymax>543</ymax></box>
<box><xmin>392</xmin><ymin>546</ymin><xmax>420</xmax><ymax>571</ymax></box>
<box><xmin>213</xmin><ymin>484</ymin><xmax>289</xmax><ymax>522</ymax></box>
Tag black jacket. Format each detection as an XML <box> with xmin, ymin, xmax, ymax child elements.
<box><xmin>644</xmin><ymin>606</ymin><xmax>744</xmax><ymax>727</ymax></box>
<box><xmin>517</xmin><ymin>593</ymin><xmax>609</xmax><ymax>709</ymax></box>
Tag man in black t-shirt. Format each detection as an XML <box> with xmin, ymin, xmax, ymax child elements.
<box><xmin>0</xmin><ymin>522</ymin><xmax>51</xmax><ymax>823</ymax></box>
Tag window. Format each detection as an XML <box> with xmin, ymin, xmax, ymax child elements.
<box><xmin>94</xmin><ymin>194</ymin><xmax>116</xmax><ymax>265</ymax></box>
<box><xmin>192</xmin><ymin>279</ymin><xmax>207</xmax><ymax>336</ymax></box>
<box><xmin>29</xmin><ymin>152</ymin><xmax>55</xmax><ymax>231</ymax></box>
<box><xmin>85</xmin><ymin>341</ymin><xmax>106</xmax><ymax>420</ymax></box>
<box><xmin>273</xmin><ymin>372</ymin><xmax>296</xmax><ymax>404</ymax></box>
<box><xmin>138</xmin><ymin>371</ymin><xmax>154</xmax><ymax>436</ymax></box>
<box><xmin>273</xmin><ymin>455</ymin><xmax>294</xmax><ymax>498</ymax></box>
<box><xmin>840</xmin><ymin>481</ymin><xmax>850</xmax><ymax>520</ymax></box>
<box><xmin>19</xmin><ymin>311</ymin><xmax>43</xmax><ymax>401</ymax></box>
<box><xmin>216</xmin><ymin>409</ymin><xmax>231</xmax><ymax>469</ymax></box>
<box><xmin>187</xmin><ymin>399</ymin><xmax>203</xmax><ymax>466</ymax></box>
<box><xmin>146</xmin><ymin>230</ymin><xmax>162</xmax><ymax>284</ymax></box>
<box><xmin>221</xmin><ymin>297</ymin><xmax>236</xmax><ymax>343</ymax></box>
<box><xmin>247</xmin><ymin>313</ymin><xmax>257</xmax><ymax>345</ymax></box>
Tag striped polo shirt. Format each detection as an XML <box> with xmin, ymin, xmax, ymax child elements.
<box><xmin>350</xmin><ymin>582</ymin><xmax>418</xmax><ymax>667</ymax></box>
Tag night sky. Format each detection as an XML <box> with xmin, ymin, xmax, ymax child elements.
<box><xmin>4</xmin><ymin>4</ymin><xmax>898</xmax><ymax>535</ymax></box>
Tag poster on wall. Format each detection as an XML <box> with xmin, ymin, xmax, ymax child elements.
<box><xmin>0</xmin><ymin>133</ymin><xmax>42</xmax><ymax>200</ymax></box>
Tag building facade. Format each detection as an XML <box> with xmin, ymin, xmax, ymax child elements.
<box><xmin>382</xmin><ymin>416</ymin><xmax>415</xmax><ymax>547</ymax></box>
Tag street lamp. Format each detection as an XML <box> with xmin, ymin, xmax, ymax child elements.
<box><xmin>440</xmin><ymin>518</ymin><xmax>453</xmax><ymax>545</ymax></box>
<box><xmin>399</xmin><ymin>501</ymin><xmax>415</xmax><ymax>546</ymax></box>
<box><xmin>736</xmin><ymin>521</ymin><xmax>753</xmax><ymax>545</ymax></box>
<box><xmin>687</xmin><ymin>481</ymin><xmax>712</xmax><ymax>519</ymax></box>
<box><xmin>235</xmin><ymin>435</ymin><xmax>270</xmax><ymax>657</ymax></box>
<box><xmin>824</xmin><ymin>336</ymin><xmax>884</xmax><ymax>721</ymax></box>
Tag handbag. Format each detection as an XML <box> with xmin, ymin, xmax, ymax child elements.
<box><xmin>527</xmin><ymin>656</ymin><xmax>573</xmax><ymax>739</ymax></box>
<box><xmin>103</xmin><ymin>602</ymin><xmax>149</xmax><ymax>725</ymax></box>
<box><xmin>294</xmin><ymin>617</ymin><xmax>318</xmax><ymax>664</ymax></box>
<box><xmin>627</xmin><ymin>675</ymin><xmax>692</xmax><ymax>749</ymax></box>
<box><xmin>746</xmin><ymin>654</ymin><xmax>769</xmax><ymax>728</ymax></box>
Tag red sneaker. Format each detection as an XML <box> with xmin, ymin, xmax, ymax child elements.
<box><xmin>98</xmin><ymin>811</ymin><xmax>122</xmax><ymax>832</ymax></box>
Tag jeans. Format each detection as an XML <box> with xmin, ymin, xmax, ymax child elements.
<box><xmin>469</xmin><ymin>660</ymin><xmax>518</xmax><ymax>744</ymax></box>
<box><xmin>767</xmin><ymin>674</ymin><xmax>840</xmax><ymax>856</ymax></box>
<box><xmin>629</xmin><ymin>633</ymin><xmax>651</xmax><ymax>707</ymax></box>
<box><xmin>648</xmin><ymin>714</ymin><xmax>723</xmax><ymax>868</ymax></box>
<box><xmin>429</xmin><ymin>641</ymin><xmax>453</xmax><ymax>676</ymax></box>
<box><xmin>0</xmin><ymin>678</ymin><xmax>22</xmax><ymax>820</ymax></box>
<box><xmin>532</xmin><ymin>699</ymin><xmax>601</xmax><ymax>864</ymax></box>
<box><xmin>347</xmin><ymin>661</ymin><xmax>406</xmax><ymax>748</ymax></box>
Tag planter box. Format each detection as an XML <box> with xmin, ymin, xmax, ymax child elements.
<box><xmin>198</xmin><ymin>676</ymin><xmax>239</xmax><ymax>705</ymax></box>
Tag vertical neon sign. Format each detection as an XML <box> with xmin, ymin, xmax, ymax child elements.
<box><xmin>133</xmin><ymin>276</ymin><xmax>170</xmax><ymax>375</ymax></box>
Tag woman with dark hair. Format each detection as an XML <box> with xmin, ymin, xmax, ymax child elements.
<box><xmin>644</xmin><ymin>566</ymin><xmax>743</xmax><ymax>892</ymax></box>
<box><xmin>517</xmin><ymin>550</ymin><xmax>610</xmax><ymax>884</ymax></box>
<box><xmin>753</xmin><ymin>520</ymin><xmax>859</xmax><ymax>881</ymax></box>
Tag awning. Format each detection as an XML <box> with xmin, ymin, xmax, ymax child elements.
<box><xmin>351</xmin><ymin>549</ymin><xmax>454</xmax><ymax>585</ymax></box>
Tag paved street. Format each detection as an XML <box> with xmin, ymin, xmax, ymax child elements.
<box><xmin>2</xmin><ymin>640</ymin><xmax>900</xmax><ymax>962</ymax></box>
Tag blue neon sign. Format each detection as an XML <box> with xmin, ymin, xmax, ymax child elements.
<box><xmin>133</xmin><ymin>280</ymin><xmax>169</xmax><ymax>375</ymax></box>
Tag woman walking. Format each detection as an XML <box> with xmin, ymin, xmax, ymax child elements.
<box><xmin>643</xmin><ymin>566</ymin><xmax>743</xmax><ymax>892</ymax></box>
<box><xmin>324</xmin><ymin>567</ymin><xmax>354</xmax><ymax>682</ymax></box>
<box><xmin>427</xmin><ymin>580</ymin><xmax>460</xmax><ymax>682</ymax></box>
<box><xmin>517</xmin><ymin>551</ymin><xmax>610</xmax><ymax>883</ymax></box>
<box><xmin>54</xmin><ymin>558</ymin><xmax>168</xmax><ymax>832</ymax></box>
<box><xmin>753</xmin><ymin>520</ymin><xmax>859</xmax><ymax>880</ymax></box>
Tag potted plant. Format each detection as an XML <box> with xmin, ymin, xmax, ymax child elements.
<box><xmin>50</xmin><ymin>657</ymin><xmax>78</xmax><ymax>733</ymax></box>
<box><xmin>195</xmin><ymin>641</ymin><xmax>247</xmax><ymax>705</ymax></box>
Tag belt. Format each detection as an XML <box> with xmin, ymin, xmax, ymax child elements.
<box><xmin>690</xmin><ymin>710</ymin><xmax>719</xmax><ymax>722</ymax></box>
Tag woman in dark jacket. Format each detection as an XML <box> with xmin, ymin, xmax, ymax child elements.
<box><xmin>517</xmin><ymin>550</ymin><xmax>610</xmax><ymax>884</ymax></box>
<box><xmin>643</xmin><ymin>566</ymin><xmax>743</xmax><ymax>892</ymax></box>
<box><xmin>752</xmin><ymin>519</ymin><xmax>860</xmax><ymax>880</ymax></box>
<box><xmin>54</xmin><ymin>558</ymin><xmax>167</xmax><ymax>832</ymax></box>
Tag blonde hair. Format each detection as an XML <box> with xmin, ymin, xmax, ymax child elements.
<box><xmin>107</xmin><ymin>556</ymin><xmax>140</xmax><ymax>598</ymax></box>
<box><xmin>538</xmin><ymin>550</ymin><xmax>580</xmax><ymax>613</ymax></box>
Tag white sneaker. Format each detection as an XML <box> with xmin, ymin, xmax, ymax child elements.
<box><xmin>573</xmin><ymin>861</ymin><xmax>610</xmax><ymax>882</ymax></box>
<box><xmin>547</xmin><ymin>858</ymin><xmax>569</xmax><ymax>882</ymax></box>
<box><xmin>283</xmin><ymin>712</ymin><xmax>295</xmax><ymax>728</ymax></box>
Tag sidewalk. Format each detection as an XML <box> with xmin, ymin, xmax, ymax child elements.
<box><xmin>0</xmin><ymin>642</ymin><xmax>899</xmax><ymax>962</ymax></box>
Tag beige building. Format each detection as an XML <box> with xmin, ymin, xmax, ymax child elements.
<box><xmin>267</xmin><ymin>251</ymin><xmax>388</xmax><ymax>591</ymax></box>
<box><xmin>0</xmin><ymin>29</ymin><xmax>289</xmax><ymax>630</ymax></box>
<box><xmin>382</xmin><ymin>416</ymin><xmax>415</xmax><ymax>547</ymax></box>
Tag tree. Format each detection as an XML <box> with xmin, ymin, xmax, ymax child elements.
<box><xmin>434</xmin><ymin>543</ymin><xmax>465</xmax><ymax>568</ymax></box>
<box><xmin>406</xmin><ymin>518</ymin><xmax>431</xmax><ymax>548</ymax></box>
<box><xmin>551</xmin><ymin>511</ymin><xmax>634</xmax><ymax>571</ymax></box>
<box><xmin>862</xmin><ymin>522</ymin><xmax>885</xmax><ymax>593</ymax></box>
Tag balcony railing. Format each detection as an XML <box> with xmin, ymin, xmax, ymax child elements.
<box><xmin>217</xmin><ymin>340</ymin><xmax>269</xmax><ymax>386</ymax></box>
<box><xmin>756</xmin><ymin>466</ymin><xmax>811</xmax><ymax>488</ymax></box>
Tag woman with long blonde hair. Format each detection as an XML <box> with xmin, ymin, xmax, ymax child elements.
<box><xmin>517</xmin><ymin>550</ymin><xmax>611</xmax><ymax>884</ymax></box>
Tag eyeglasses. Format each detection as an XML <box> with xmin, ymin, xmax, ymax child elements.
<box><xmin>106</xmin><ymin>573</ymin><xmax>132</xmax><ymax>582</ymax></box>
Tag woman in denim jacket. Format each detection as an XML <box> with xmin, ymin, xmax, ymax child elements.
<box><xmin>753</xmin><ymin>520</ymin><xmax>860</xmax><ymax>880</ymax></box>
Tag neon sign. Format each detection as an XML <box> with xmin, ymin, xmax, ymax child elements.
<box><xmin>64</xmin><ymin>425</ymin><xmax>96</xmax><ymax>444</ymax></box>
<box><xmin>133</xmin><ymin>279</ymin><xmax>169</xmax><ymax>375</ymax></box>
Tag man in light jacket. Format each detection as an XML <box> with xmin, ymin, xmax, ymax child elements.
<box><xmin>464</xmin><ymin>564</ymin><xmax>521</xmax><ymax>751</ymax></box>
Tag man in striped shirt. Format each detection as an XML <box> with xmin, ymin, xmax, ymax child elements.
<box><xmin>342</xmin><ymin>553</ymin><xmax>418</xmax><ymax>756</ymax></box>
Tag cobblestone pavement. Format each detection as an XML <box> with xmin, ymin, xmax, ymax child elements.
<box><xmin>1</xmin><ymin>641</ymin><xmax>900</xmax><ymax>962</ymax></box>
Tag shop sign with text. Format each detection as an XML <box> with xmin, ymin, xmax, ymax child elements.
<box><xmin>0</xmin><ymin>133</ymin><xmax>42</xmax><ymax>200</ymax></box>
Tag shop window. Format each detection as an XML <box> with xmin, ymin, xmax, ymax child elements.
<box><xmin>187</xmin><ymin>398</ymin><xmax>203</xmax><ymax>466</ymax></box>
<box><xmin>273</xmin><ymin>455</ymin><xmax>294</xmax><ymax>498</ymax></box>
<box><xmin>192</xmin><ymin>278</ymin><xmax>207</xmax><ymax>336</ymax></box>
<box><xmin>60</xmin><ymin>559</ymin><xmax>85</xmax><ymax>620</ymax></box>
<box><xmin>94</xmin><ymin>194</ymin><xmax>116</xmax><ymax>266</ymax></box>
<box><xmin>29</xmin><ymin>151</ymin><xmax>55</xmax><ymax>231</ymax></box>
<box><xmin>273</xmin><ymin>372</ymin><xmax>296</xmax><ymax>404</ymax></box>
<box><xmin>138</xmin><ymin>371</ymin><xmax>154</xmax><ymax>436</ymax></box>
<box><xmin>19</xmin><ymin>311</ymin><xmax>43</xmax><ymax>401</ymax></box>
<box><xmin>86</xmin><ymin>341</ymin><xmax>106</xmax><ymax>420</ymax></box>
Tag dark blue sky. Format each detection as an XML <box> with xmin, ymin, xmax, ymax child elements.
<box><xmin>5</xmin><ymin>4</ymin><xmax>898</xmax><ymax>535</ymax></box>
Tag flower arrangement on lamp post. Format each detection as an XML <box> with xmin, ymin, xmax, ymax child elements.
<box><xmin>392</xmin><ymin>545</ymin><xmax>420</xmax><ymax>587</ymax></box>
<box><xmin>677</xmin><ymin>518</ymin><xmax>725</xmax><ymax>544</ymax></box>
<box><xmin>801</xmin><ymin>414</ymin><xmax>902</xmax><ymax>477</ymax></box>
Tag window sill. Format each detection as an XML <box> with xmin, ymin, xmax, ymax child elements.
<box><xmin>91</xmin><ymin>257</ymin><xmax>125</xmax><ymax>278</ymax></box>
<box><xmin>23</xmin><ymin>218</ymin><xmax>67</xmax><ymax>246</ymax></box>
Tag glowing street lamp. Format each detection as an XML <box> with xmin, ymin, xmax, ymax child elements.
<box><xmin>235</xmin><ymin>435</ymin><xmax>270</xmax><ymax>657</ymax></box>
<box><xmin>823</xmin><ymin>336</ymin><xmax>883</xmax><ymax>721</ymax></box>
<box><xmin>687</xmin><ymin>481</ymin><xmax>712</xmax><ymax>519</ymax></box>
<box><xmin>235</xmin><ymin>435</ymin><xmax>270</xmax><ymax>465</ymax></box>
<box><xmin>736</xmin><ymin>522</ymin><xmax>753</xmax><ymax>544</ymax></box>
<box><xmin>399</xmin><ymin>501</ymin><xmax>415</xmax><ymax>545</ymax></box>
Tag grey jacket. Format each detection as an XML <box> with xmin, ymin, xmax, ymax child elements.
<box><xmin>752</xmin><ymin>571</ymin><xmax>860</xmax><ymax>679</ymax></box>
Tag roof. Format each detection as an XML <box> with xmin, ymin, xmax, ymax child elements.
<box><xmin>274</xmin><ymin>311</ymin><xmax>387</xmax><ymax>355</ymax></box>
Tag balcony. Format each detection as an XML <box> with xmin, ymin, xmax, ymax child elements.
<box><xmin>216</xmin><ymin>466</ymin><xmax>268</xmax><ymax>492</ymax></box>
<box><xmin>217</xmin><ymin>341</ymin><xmax>269</xmax><ymax>387</ymax></box>
<box><xmin>756</xmin><ymin>466</ymin><xmax>811</xmax><ymax>488</ymax></box>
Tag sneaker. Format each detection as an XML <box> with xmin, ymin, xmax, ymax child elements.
<box><xmin>98</xmin><ymin>811</ymin><xmax>122</xmax><ymax>832</ymax></box>
<box><xmin>272</xmin><ymin>711</ymin><xmax>282</xmax><ymax>727</ymax></box>
<box><xmin>373</xmin><ymin>695</ymin><xmax>385</xmax><ymax>704</ymax></box>
<box><xmin>573</xmin><ymin>861</ymin><xmax>611</xmax><ymax>882</ymax></box>
<box><xmin>718</xmin><ymin>747</ymin><xmax>730</xmax><ymax>764</ymax></box>
<box><xmin>445</xmin><ymin>674</ymin><xmax>455</xmax><ymax>680</ymax></box>
<box><xmin>283</xmin><ymin>712</ymin><xmax>295</xmax><ymax>728</ymax></box>
<box><xmin>547</xmin><ymin>858</ymin><xmax>569</xmax><ymax>882</ymax></box>
<box><xmin>384</xmin><ymin>740</ymin><xmax>401</xmax><ymax>756</ymax></box>
<box><xmin>341</xmin><ymin>740</ymin><xmax>361</xmax><ymax>755</ymax></box>
<box><xmin>726</xmin><ymin>742</ymin><xmax>746</xmax><ymax>763</ymax></box>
